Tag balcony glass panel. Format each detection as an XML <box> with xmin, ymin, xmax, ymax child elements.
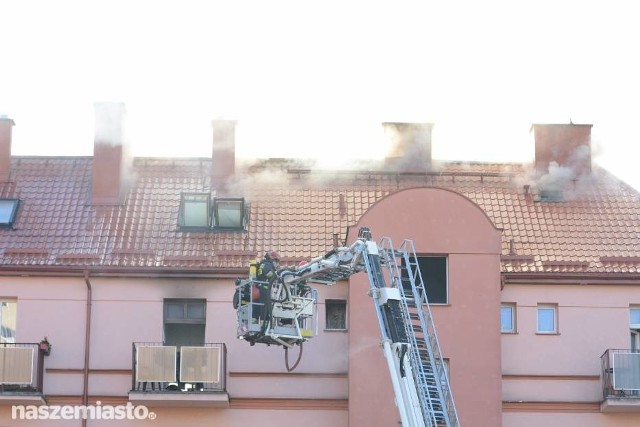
<box><xmin>613</xmin><ymin>352</ymin><xmax>640</xmax><ymax>391</ymax></box>
<box><xmin>180</xmin><ymin>346</ymin><xmax>221</xmax><ymax>383</ymax></box>
<box><xmin>132</xmin><ymin>342</ymin><xmax>226</xmax><ymax>393</ymax></box>
<box><xmin>135</xmin><ymin>345</ymin><xmax>177</xmax><ymax>383</ymax></box>
<box><xmin>0</xmin><ymin>347</ymin><xmax>34</xmax><ymax>384</ymax></box>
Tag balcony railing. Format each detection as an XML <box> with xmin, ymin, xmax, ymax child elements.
<box><xmin>0</xmin><ymin>343</ymin><xmax>47</xmax><ymax>403</ymax></box>
<box><xmin>600</xmin><ymin>349</ymin><xmax>640</xmax><ymax>412</ymax></box>
<box><xmin>131</xmin><ymin>342</ymin><xmax>227</xmax><ymax>394</ymax></box>
<box><xmin>601</xmin><ymin>349</ymin><xmax>640</xmax><ymax>399</ymax></box>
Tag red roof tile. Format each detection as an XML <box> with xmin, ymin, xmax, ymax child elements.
<box><xmin>2</xmin><ymin>157</ymin><xmax>640</xmax><ymax>275</ymax></box>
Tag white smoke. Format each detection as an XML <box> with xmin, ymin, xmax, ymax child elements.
<box><xmin>94</xmin><ymin>102</ymin><xmax>127</xmax><ymax>147</ymax></box>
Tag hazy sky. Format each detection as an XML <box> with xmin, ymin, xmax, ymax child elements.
<box><xmin>1</xmin><ymin>1</ymin><xmax>639</xmax><ymax>188</ymax></box>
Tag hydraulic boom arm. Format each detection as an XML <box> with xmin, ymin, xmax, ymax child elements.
<box><xmin>233</xmin><ymin>227</ymin><xmax>459</xmax><ymax>426</ymax></box>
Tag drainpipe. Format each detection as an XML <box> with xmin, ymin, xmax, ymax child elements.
<box><xmin>83</xmin><ymin>271</ymin><xmax>93</xmax><ymax>427</ymax></box>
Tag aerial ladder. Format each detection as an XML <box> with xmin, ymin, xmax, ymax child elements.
<box><xmin>234</xmin><ymin>227</ymin><xmax>460</xmax><ymax>427</ymax></box>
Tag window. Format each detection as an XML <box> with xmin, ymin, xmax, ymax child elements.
<box><xmin>538</xmin><ymin>189</ymin><xmax>564</xmax><ymax>202</ymax></box>
<box><xmin>178</xmin><ymin>194</ymin><xmax>246</xmax><ymax>231</ymax></box>
<box><xmin>164</xmin><ymin>299</ymin><xmax>206</xmax><ymax>347</ymax></box>
<box><xmin>178</xmin><ymin>193</ymin><xmax>210</xmax><ymax>229</ymax></box>
<box><xmin>501</xmin><ymin>303</ymin><xmax>517</xmax><ymax>333</ymax></box>
<box><xmin>537</xmin><ymin>304</ymin><xmax>558</xmax><ymax>334</ymax></box>
<box><xmin>403</xmin><ymin>256</ymin><xmax>448</xmax><ymax>304</ymax></box>
<box><xmin>629</xmin><ymin>307</ymin><xmax>640</xmax><ymax>351</ymax></box>
<box><xmin>0</xmin><ymin>199</ymin><xmax>19</xmax><ymax>228</ymax></box>
<box><xmin>325</xmin><ymin>300</ymin><xmax>347</xmax><ymax>330</ymax></box>
<box><xmin>0</xmin><ymin>299</ymin><xmax>17</xmax><ymax>343</ymax></box>
<box><xmin>213</xmin><ymin>197</ymin><xmax>245</xmax><ymax>229</ymax></box>
<box><xmin>438</xmin><ymin>358</ymin><xmax>451</xmax><ymax>387</ymax></box>
<box><xmin>630</xmin><ymin>307</ymin><xmax>640</xmax><ymax>328</ymax></box>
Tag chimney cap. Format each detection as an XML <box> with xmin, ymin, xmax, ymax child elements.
<box><xmin>0</xmin><ymin>115</ymin><xmax>15</xmax><ymax>125</ymax></box>
<box><xmin>530</xmin><ymin>122</ymin><xmax>593</xmax><ymax>132</ymax></box>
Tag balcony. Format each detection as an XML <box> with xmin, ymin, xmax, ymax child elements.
<box><xmin>0</xmin><ymin>343</ymin><xmax>47</xmax><ymax>405</ymax></box>
<box><xmin>128</xmin><ymin>342</ymin><xmax>228</xmax><ymax>407</ymax></box>
<box><xmin>600</xmin><ymin>349</ymin><xmax>640</xmax><ymax>412</ymax></box>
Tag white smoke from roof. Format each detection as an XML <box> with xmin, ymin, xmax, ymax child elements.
<box><xmin>94</xmin><ymin>102</ymin><xmax>127</xmax><ymax>148</ymax></box>
<box><xmin>538</xmin><ymin>161</ymin><xmax>574</xmax><ymax>189</ymax></box>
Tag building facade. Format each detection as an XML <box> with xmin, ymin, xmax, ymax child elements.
<box><xmin>1</xmin><ymin>108</ymin><xmax>640</xmax><ymax>426</ymax></box>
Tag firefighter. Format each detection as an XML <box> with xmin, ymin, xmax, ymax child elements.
<box><xmin>257</xmin><ymin>251</ymin><xmax>280</xmax><ymax>282</ymax></box>
<box><xmin>256</xmin><ymin>251</ymin><xmax>280</xmax><ymax>324</ymax></box>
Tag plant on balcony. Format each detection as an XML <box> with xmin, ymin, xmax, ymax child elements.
<box><xmin>39</xmin><ymin>337</ymin><xmax>51</xmax><ymax>356</ymax></box>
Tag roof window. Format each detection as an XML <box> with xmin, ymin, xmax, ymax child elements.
<box><xmin>178</xmin><ymin>193</ymin><xmax>211</xmax><ymax>229</ymax></box>
<box><xmin>178</xmin><ymin>194</ymin><xmax>246</xmax><ymax>231</ymax></box>
<box><xmin>213</xmin><ymin>197</ymin><xmax>245</xmax><ymax>229</ymax></box>
<box><xmin>0</xmin><ymin>199</ymin><xmax>19</xmax><ymax>228</ymax></box>
<box><xmin>538</xmin><ymin>188</ymin><xmax>564</xmax><ymax>202</ymax></box>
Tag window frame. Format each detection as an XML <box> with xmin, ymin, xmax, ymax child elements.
<box><xmin>630</xmin><ymin>306</ymin><xmax>640</xmax><ymax>329</ymax></box>
<box><xmin>325</xmin><ymin>299</ymin><xmax>347</xmax><ymax>331</ymax></box>
<box><xmin>0</xmin><ymin>199</ymin><xmax>20</xmax><ymax>228</ymax></box>
<box><xmin>164</xmin><ymin>299</ymin><xmax>207</xmax><ymax>325</ymax></box>
<box><xmin>212</xmin><ymin>197</ymin><xmax>246</xmax><ymax>230</ymax></box>
<box><xmin>536</xmin><ymin>303</ymin><xmax>559</xmax><ymax>334</ymax></box>
<box><xmin>177</xmin><ymin>194</ymin><xmax>247</xmax><ymax>232</ymax></box>
<box><xmin>178</xmin><ymin>193</ymin><xmax>211</xmax><ymax>230</ymax></box>
<box><xmin>501</xmin><ymin>302</ymin><xmax>517</xmax><ymax>334</ymax></box>
<box><xmin>163</xmin><ymin>299</ymin><xmax>206</xmax><ymax>347</ymax></box>
<box><xmin>0</xmin><ymin>299</ymin><xmax>17</xmax><ymax>343</ymax></box>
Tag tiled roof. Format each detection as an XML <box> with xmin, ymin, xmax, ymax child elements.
<box><xmin>2</xmin><ymin>156</ymin><xmax>640</xmax><ymax>275</ymax></box>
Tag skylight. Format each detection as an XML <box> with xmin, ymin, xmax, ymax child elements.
<box><xmin>178</xmin><ymin>193</ymin><xmax>211</xmax><ymax>229</ymax></box>
<box><xmin>538</xmin><ymin>189</ymin><xmax>564</xmax><ymax>202</ymax></box>
<box><xmin>213</xmin><ymin>198</ymin><xmax>245</xmax><ymax>229</ymax></box>
<box><xmin>0</xmin><ymin>199</ymin><xmax>19</xmax><ymax>228</ymax></box>
<box><xmin>177</xmin><ymin>194</ymin><xmax>246</xmax><ymax>231</ymax></box>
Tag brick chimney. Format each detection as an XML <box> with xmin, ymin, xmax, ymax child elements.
<box><xmin>382</xmin><ymin>122</ymin><xmax>433</xmax><ymax>173</ymax></box>
<box><xmin>531</xmin><ymin>123</ymin><xmax>592</xmax><ymax>177</ymax></box>
<box><xmin>0</xmin><ymin>117</ymin><xmax>15</xmax><ymax>183</ymax></box>
<box><xmin>211</xmin><ymin>119</ymin><xmax>237</xmax><ymax>191</ymax></box>
<box><xmin>92</xmin><ymin>102</ymin><xmax>131</xmax><ymax>205</ymax></box>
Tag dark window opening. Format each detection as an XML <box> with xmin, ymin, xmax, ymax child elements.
<box><xmin>164</xmin><ymin>299</ymin><xmax>206</xmax><ymax>347</ymax></box>
<box><xmin>403</xmin><ymin>256</ymin><xmax>448</xmax><ymax>304</ymax></box>
<box><xmin>325</xmin><ymin>299</ymin><xmax>347</xmax><ymax>330</ymax></box>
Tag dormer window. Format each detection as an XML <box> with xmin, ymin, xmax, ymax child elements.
<box><xmin>0</xmin><ymin>199</ymin><xmax>19</xmax><ymax>228</ymax></box>
<box><xmin>178</xmin><ymin>193</ymin><xmax>246</xmax><ymax>231</ymax></box>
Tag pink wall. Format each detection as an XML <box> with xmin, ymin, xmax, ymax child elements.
<box><xmin>504</xmin><ymin>412</ymin><xmax>640</xmax><ymax>427</ymax></box>
<box><xmin>347</xmin><ymin>187</ymin><xmax>503</xmax><ymax>426</ymax></box>
<box><xmin>0</xmin><ymin>274</ymin><xmax>350</xmax><ymax>425</ymax></box>
<box><xmin>501</xmin><ymin>284</ymin><xmax>640</xmax><ymax>407</ymax></box>
<box><xmin>1</xmin><ymin>406</ymin><xmax>347</xmax><ymax>427</ymax></box>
